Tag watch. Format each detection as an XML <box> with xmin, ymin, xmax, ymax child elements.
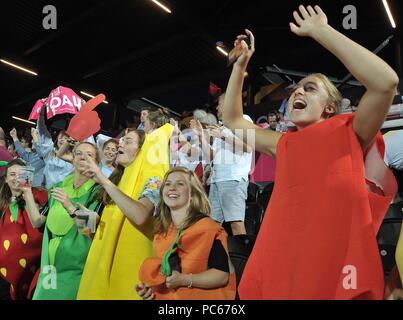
<box><xmin>69</xmin><ymin>209</ymin><xmax>78</xmax><ymax>218</ymax></box>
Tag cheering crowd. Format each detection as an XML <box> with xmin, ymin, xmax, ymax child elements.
<box><xmin>1</xmin><ymin>5</ymin><xmax>403</xmax><ymax>300</ymax></box>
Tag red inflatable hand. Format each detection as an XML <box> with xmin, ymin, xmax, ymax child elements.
<box><xmin>66</xmin><ymin>94</ymin><xmax>105</xmax><ymax>142</ymax></box>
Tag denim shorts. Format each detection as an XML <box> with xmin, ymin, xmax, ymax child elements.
<box><xmin>209</xmin><ymin>179</ymin><xmax>248</xmax><ymax>223</ymax></box>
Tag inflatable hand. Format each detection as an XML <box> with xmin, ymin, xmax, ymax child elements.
<box><xmin>66</xmin><ymin>94</ymin><xmax>105</xmax><ymax>142</ymax></box>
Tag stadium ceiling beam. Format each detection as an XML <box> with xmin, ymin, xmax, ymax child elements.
<box><xmin>209</xmin><ymin>0</ymin><xmax>234</xmax><ymax>20</ymax></box>
<box><xmin>81</xmin><ymin>2</ymin><xmax>221</xmax><ymax>81</ymax></box>
<box><xmin>81</xmin><ymin>32</ymin><xmax>192</xmax><ymax>80</ymax></box>
<box><xmin>123</xmin><ymin>66</ymin><xmax>227</xmax><ymax>102</ymax></box>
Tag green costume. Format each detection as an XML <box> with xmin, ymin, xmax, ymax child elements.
<box><xmin>33</xmin><ymin>175</ymin><xmax>100</xmax><ymax>300</ymax></box>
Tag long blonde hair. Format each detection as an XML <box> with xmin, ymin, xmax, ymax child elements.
<box><xmin>310</xmin><ymin>73</ymin><xmax>342</xmax><ymax>116</ymax></box>
<box><xmin>155</xmin><ymin>166</ymin><xmax>211</xmax><ymax>235</ymax></box>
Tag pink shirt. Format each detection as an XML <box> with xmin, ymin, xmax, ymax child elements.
<box><xmin>249</xmin><ymin>124</ymin><xmax>276</xmax><ymax>182</ymax></box>
<box><xmin>0</xmin><ymin>145</ymin><xmax>13</xmax><ymax>176</ymax></box>
<box><xmin>249</xmin><ymin>152</ymin><xmax>276</xmax><ymax>182</ymax></box>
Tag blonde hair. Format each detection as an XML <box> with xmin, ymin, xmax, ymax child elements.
<box><xmin>155</xmin><ymin>166</ymin><xmax>211</xmax><ymax>235</ymax></box>
<box><xmin>310</xmin><ymin>73</ymin><xmax>342</xmax><ymax>116</ymax></box>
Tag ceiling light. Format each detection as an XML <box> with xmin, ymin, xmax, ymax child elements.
<box><xmin>150</xmin><ymin>0</ymin><xmax>171</xmax><ymax>14</ymax></box>
<box><xmin>0</xmin><ymin>59</ymin><xmax>38</xmax><ymax>76</ymax></box>
<box><xmin>216</xmin><ymin>46</ymin><xmax>228</xmax><ymax>56</ymax></box>
<box><xmin>12</xmin><ymin>116</ymin><xmax>36</xmax><ymax>125</ymax></box>
<box><xmin>382</xmin><ymin>0</ymin><xmax>396</xmax><ymax>28</ymax></box>
<box><xmin>80</xmin><ymin>91</ymin><xmax>109</xmax><ymax>104</ymax></box>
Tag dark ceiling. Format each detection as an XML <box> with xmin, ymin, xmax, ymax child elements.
<box><xmin>0</xmin><ymin>0</ymin><xmax>401</xmax><ymax>132</ymax></box>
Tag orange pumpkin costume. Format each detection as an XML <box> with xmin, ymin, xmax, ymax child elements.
<box><xmin>239</xmin><ymin>114</ymin><xmax>397</xmax><ymax>300</ymax></box>
<box><xmin>139</xmin><ymin>217</ymin><xmax>236</xmax><ymax>300</ymax></box>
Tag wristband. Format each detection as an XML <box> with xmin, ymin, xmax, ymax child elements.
<box><xmin>69</xmin><ymin>208</ymin><xmax>78</xmax><ymax>218</ymax></box>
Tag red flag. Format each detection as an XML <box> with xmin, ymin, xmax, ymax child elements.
<box><xmin>28</xmin><ymin>86</ymin><xmax>83</xmax><ymax>120</ymax></box>
<box><xmin>195</xmin><ymin>162</ymin><xmax>203</xmax><ymax>183</ymax></box>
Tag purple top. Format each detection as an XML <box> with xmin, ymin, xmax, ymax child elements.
<box><xmin>0</xmin><ymin>145</ymin><xmax>13</xmax><ymax>176</ymax></box>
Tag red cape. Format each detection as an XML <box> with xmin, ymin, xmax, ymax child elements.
<box><xmin>239</xmin><ymin>114</ymin><xmax>397</xmax><ymax>299</ymax></box>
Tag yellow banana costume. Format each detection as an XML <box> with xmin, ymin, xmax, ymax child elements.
<box><xmin>77</xmin><ymin>124</ymin><xmax>173</xmax><ymax>299</ymax></box>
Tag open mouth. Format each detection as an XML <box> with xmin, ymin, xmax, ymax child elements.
<box><xmin>293</xmin><ymin>99</ymin><xmax>307</xmax><ymax>110</ymax></box>
<box><xmin>167</xmin><ymin>194</ymin><xmax>179</xmax><ymax>199</ymax></box>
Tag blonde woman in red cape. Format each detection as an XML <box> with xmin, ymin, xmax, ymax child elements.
<box><xmin>137</xmin><ymin>166</ymin><xmax>236</xmax><ymax>300</ymax></box>
<box><xmin>223</xmin><ymin>5</ymin><xmax>399</xmax><ymax>299</ymax></box>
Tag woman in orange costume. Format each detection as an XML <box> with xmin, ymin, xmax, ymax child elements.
<box><xmin>0</xmin><ymin>159</ymin><xmax>47</xmax><ymax>299</ymax></box>
<box><xmin>222</xmin><ymin>5</ymin><xmax>399</xmax><ymax>299</ymax></box>
<box><xmin>137</xmin><ymin>166</ymin><xmax>236</xmax><ymax>300</ymax></box>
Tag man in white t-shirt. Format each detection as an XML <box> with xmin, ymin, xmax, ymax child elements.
<box><xmin>206</xmin><ymin>94</ymin><xmax>253</xmax><ymax>235</ymax></box>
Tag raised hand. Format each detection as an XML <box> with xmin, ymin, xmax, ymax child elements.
<box><xmin>21</xmin><ymin>185</ymin><xmax>33</xmax><ymax>196</ymax></box>
<box><xmin>176</xmin><ymin>131</ymin><xmax>189</xmax><ymax>145</ymax></box>
<box><xmin>60</xmin><ymin>139</ymin><xmax>72</xmax><ymax>151</ymax></box>
<box><xmin>170</xmin><ymin>118</ymin><xmax>178</xmax><ymax>130</ymax></box>
<box><xmin>67</xmin><ymin>137</ymin><xmax>77</xmax><ymax>147</ymax></box>
<box><xmin>31</xmin><ymin>128</ymin><xmax>39</xmax><ymax>143</ymax></box>
<box><xmin>82</xmin><ymin>153</ymin><xmax>107</xmax><ymax>184</ymax></box>
<box><xmin>171</xmin><ymin>119</ymin><xmax>186</xmax><ymax>143</ymax></box>
<box><xmin>209</xmin><ymin>126</ymin><xmax>227</xmax><ymax>139</ymax></box>
<box><xmin>290</xmin><ymin>5</ymin><xmax>328</xmax><ymax>37</ymax></box>
<box><xmin>9</xmin><ymin>128</ymin><xmax>18</xmax><ymax>140</ymax></box>
<box><xmin>190</xmin><ymin>119</ymin><xmax>204</xmax><ymax>137</ymax></box>
<box><xmin>231</xmin><ymin>29</ymin><xmax>255</xmax><ymax>70</ymax></box>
